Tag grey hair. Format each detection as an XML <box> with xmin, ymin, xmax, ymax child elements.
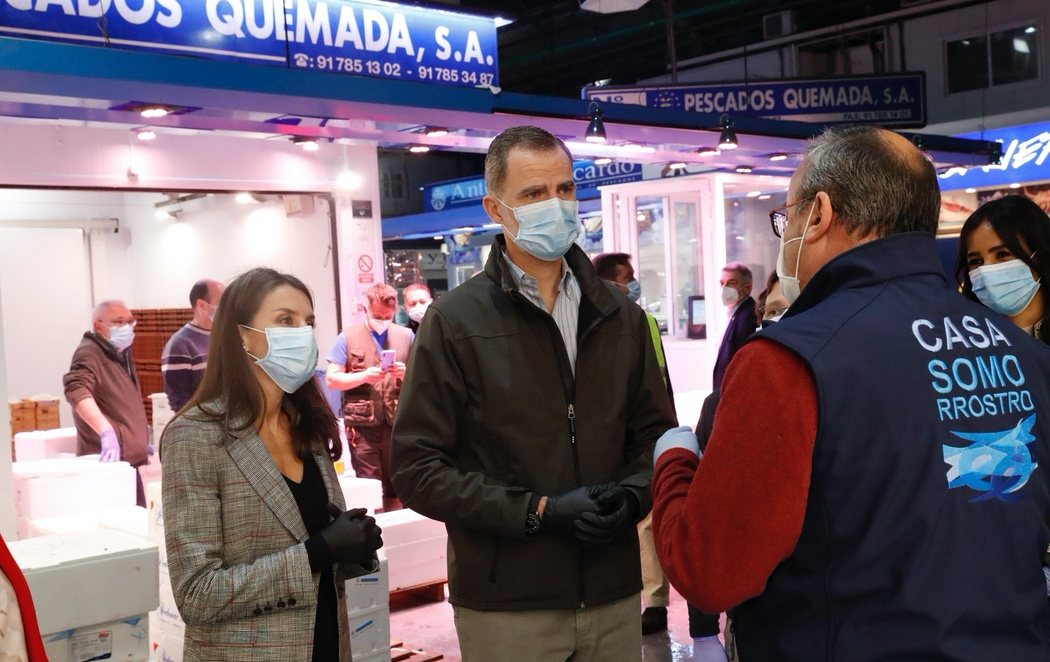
<box><xmin>92</xmin><ymin>299</ymin><xmax>127</xmax><ymax>321</ymax></box>
<box><xmin>722</xmin><ymin>262</ymin><xmax>752</xmax><ymax>284</ymax></box>
<box><xmin>485</xmin><ymin>126</ymin><xmax>573</xmax><ymax>196</ymax></box>
<box><xmin>795</xmin><ymin>125</ymin><xmax>941</xmax><ymax>237</ymax></box>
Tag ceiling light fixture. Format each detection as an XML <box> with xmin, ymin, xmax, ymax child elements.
<box><xmin>292</xmin><ymin>136</ymin><xmax>320</xmax><ymax>151</ymax></box>
<box><xmin>718</xmin><ymin>114</ymin><xmax>738</xmax><ymax>150</ymax></box>
<box><xmin>746</xmin><ymin>191</ymin><xmax>762</xmax><ymax>198</ymax></box>
<box><xmin>154</xmin><ymin>209</ymin><xmax>182</xmax><ymax>220</ymax></box>
<box><xmin>136</xmin><ymin>129</ymin><xmax>156</xmax><ymax>141</ymax></box>
<box><xmin>668</xmin><ymin>161</ymin><xmax>688</xmax><ymax>170</ymax></box>
<box><xmin>735</xmin><ymin>165</ymin><xmax>754</xmax><ymax>174</ymax></box>
<box><xmin>409</xmin><ymin>145</ymin><xmax>431</xmax><ymax>153</ymax></box>
<box><xmin>965</xmin><ymin>187</ymin><xmax>977</xmax><ymax>193</ymax></box>
<box><xmin>424</xmin><ymin>127</ymin><xmax>449</xmax><ymax>138</ymax></box>
<box><xmin>768</xmin><ymin>153</ymin><xmax>788</xmax><ymax>161</ymax></box>
<box><xmin>235</xmin><ymin>192</ymin><xmax>261</xmax><ymax>204</ymax></box>
<box><xmin>585</xmin><ymin>102</ymin><xmax>607</xmax><ymax>143</ymax></box>
<box><xmin>593</xmin><ymin>157</ymin><xmax>613</xmax><ymax>166</ymax></box>
<box><xmin>139</xmin><ymin>105</ymin><xmax>170</xmax><ymax>119</ymax></box>
<box><xmin>696</xmin><ymin>147</ymin><xmax>721</xmax><ymax>157</ymax></box>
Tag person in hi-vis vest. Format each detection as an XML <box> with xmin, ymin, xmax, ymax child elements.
<box><xmin>326</xmin><ymin>283</ymin><xmax>414</xmax><ymax>511</ymax></box>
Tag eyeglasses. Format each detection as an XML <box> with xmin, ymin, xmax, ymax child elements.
<box><xmin>769</xmin><ymin>197</ymin><xmax>814</xmax><ymax>238</ymax></box>
<box><xmin>108</xmin><ymin>318</ymin><xmax>136</xmax><ymax>328</ymax></box>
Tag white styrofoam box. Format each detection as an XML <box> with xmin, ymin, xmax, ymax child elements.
<box><xmin>373</xmin><ymin>509</ymin><xmax>446</xmax><ymax>548</ymax></box>
<box><xmin>345</xmin><ymin>558</ymin><xmax>389</xmax><ymax>616</ymax></box>
<box><xmin>156</xmin><ymin>630</ymin><xmax>184</xmax><ymax>662</ymax></box>
<box><xmin>156</xmin><ymin>567</ymin><xmax>185</xmax><ymax>632</ymax></box>
<box><xmin>14</xmin><ymin>458</ymin><xmax>137</xmax><ymax>520</ymax></box>
<box><xmin>374</xmin><ymin>509</ymin><xmax>447</xmax><ymax>591</ymax></box>
<box><xmin>9</xmin><ymin>529</ymin><xmax>160</xmax><ymax>635</ymax></box>
<box><xmin>352</xmin><ymin>644</ymin><xmax>392</xmax><ymax>662</ymax></box>
<box><xmin>148</xmin><ymin>612</ymin><xmax>162</xmax><ymax>653</ymax></box>
<box><xmin>27</xmin><ymin>506</ymin><xmax>148</xmax><ymax>539</ymax></box>
<box><xmin>149</xmin><ymin>393</ymin><xmax>172</xmax><ymax>423</ymax></box>
<box><xmin>139</xmin><ymin>456</ymin><xmax>162</xmax><ymax>488</ymax></box>
<box><xmin>348</xmin><ymin>605</ymin><xmax>390</xmax><ymax>658</ymax></box>
<box><xmin>338</xmin><ymin>475</ymin><xmax>383</xmax><ymax>515</ymax></box>
<box><xmin>14</xmin><ymin>427</ymin><xmax>78</xmax><ymax>461</ymax></box>
<box><xmin>43</xmin><ymin>614</ymin><xmax>150</xmax><ymax>662</ymax></box>
<box><xmin>145</xmin><ymin>481</ymin><xmax>164</xmax><ymax>542</ymax></box>
<box><xmin>98</xmin><ymin>506</ymin><xmax>149</xmax><ymax>539</ymax></box>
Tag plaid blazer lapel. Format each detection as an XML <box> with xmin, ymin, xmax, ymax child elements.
<box><xmin>226</xmin><ymin>426</ymin><xmax>308</xmax><ymax>541</ymax></box>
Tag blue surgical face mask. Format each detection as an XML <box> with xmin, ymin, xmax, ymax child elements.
<box><xmin>970</xmin><ymin>258</ymin><xmax>1042</xmax><ymax>317</ymax></box>
<box><xmin>240</xmin><ymin>325</ymin><xmax>319</xmax><ymax>394</ymax></box>
<box><xmin>494</xmin><ymin>195</ymin><xmax>580</xmax><ymax>261</ymax></box>
<box><xmin>626</xmin><ymin>280</ymin><xmax>642</xmax><ymax>303</ymax></box>
<box><xmin>107</xmin><ymin>324</ymin><xmax>134</xmax><ymax>351</ymax></box>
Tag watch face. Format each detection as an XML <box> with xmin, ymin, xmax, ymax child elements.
<box><xmin>525</xmin><ymin>513</ymin><xmax>541</xmax><ymax>536</ymax></box>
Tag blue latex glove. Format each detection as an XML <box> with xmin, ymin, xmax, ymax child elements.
<box><xmin>147</xmin><ymin>443</ymin><xmax>156</xmax><ymax>457</ymax></box>
<box><xmin>99</xmin><ymin>429</ymin><xmax>121</xmax><ymax>462</ymax></box>
<box><xmin>654</xmin><ymin>425</ymin><xmax>700</xmax><ymax>464</ymax></box>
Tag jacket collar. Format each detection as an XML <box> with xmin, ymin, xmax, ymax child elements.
<box><xmin>485</xmin><ymin>234</ymin><xmax>620</xmax><ymax>318</ymax></box>
<box><xmin>785</xmin><ymin>232</ymin><xmax>945</xmax><ymax>318</ymax></box>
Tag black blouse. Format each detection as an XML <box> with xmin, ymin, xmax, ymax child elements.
<box><xmin>285</xmin><ymin>456</ymin><xmax>340</xmax><ymax>662</ymax></box>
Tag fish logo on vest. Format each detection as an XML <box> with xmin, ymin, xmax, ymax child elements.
<box><xmin>942</xmin><ymin>414</ymin><xmax>1038</xmax><ymax>502</ymax></box>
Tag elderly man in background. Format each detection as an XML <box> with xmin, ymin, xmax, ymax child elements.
<box><xmin>63</xmin><ymin>299</ymin><xmax>150</xmax><ymax>507</ymax></box>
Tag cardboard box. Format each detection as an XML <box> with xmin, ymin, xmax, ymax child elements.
<box><xmin>14</xmin><ymin>428</ymin><xmax>78</xmax><ymax>461</ymax></box>
<box><xmin>338</xmin><ymin>475</ymin><xmax>383</xmax><ymax>515</ymax></box>
<box><xmin>8</xmin><ymin>529</ymin><xmax>159</xmax><ymax>634</ymax></box>
<box><xmin>42</xmin><ymin>614</ymin><xmax>150</xmax><ymax>662</ymax></box>
<box><xmin>348</xmin><ymin>605</ymin><xmax>390</xmax><ymax>658</ymax></box>
<box><xmin>346</xmin><ymin>557</ymin><xmax>389</xmax><ymax>616</ymax></box>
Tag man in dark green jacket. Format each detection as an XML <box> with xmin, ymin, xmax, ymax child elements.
<box><xmin>390</xmin><ymin>126</ymin><xmax>677</xmax><ymax>662</ymax></box>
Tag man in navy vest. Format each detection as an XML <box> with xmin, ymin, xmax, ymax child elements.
<box><xmin>652</xmin><ymin>125</ymin><xmax>1050</xmax><ymax>660</ymax></box>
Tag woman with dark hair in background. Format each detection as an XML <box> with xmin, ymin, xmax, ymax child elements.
<box><xmin>161</xmin><ymin>267</ymin><xmax>383</xmax><ymax>661</ymax></box>
<box><xmin>956</xmin><ymin>195</ymin><xmax>1050</xmax><ymax>343</ymax></box>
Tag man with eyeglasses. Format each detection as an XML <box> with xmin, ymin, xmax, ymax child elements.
<box><xmin>63</xmin><ymin>299</ymin><xmax>151</xmax><ymax>507</ymax></box>
<box><xmin>652</xmin><ymin>125</ymin><xmax>1050</xmax><ymax>660</ymax></box>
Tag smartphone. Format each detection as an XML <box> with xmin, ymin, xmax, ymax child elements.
<box><xmin>380</xmin><ymin>349</ymin><xmax>396</xmax><ymax>371</ymax></box>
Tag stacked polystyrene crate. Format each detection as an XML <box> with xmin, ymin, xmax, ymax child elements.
<box><xmin>150</xmin><ymin>393</ymin><xmax>173</xmax><ymax>443</ymax></box>
<box><xmin>145</xmin><ymin>481</ymin><xmax>185</xmax><ymax>662</ymax></box>
<box><xmin>8</xmin><ymin>529</ymin><xmax>159</xmax><ymax>662</ymax></box>
<box><xmin>13</xmin><ymin>427</ymin><xmax>78</xmax><ymax>462</ymax></box>
<box><xmin>13</xmin><ymin>457</ymin><xmax>138</xmax><ymax>538</ymax></box>
<box><xmin>345</xmin><ymin>558</ymin><xmax>390</xmax><ymax>660</ymax></box>
<box><xmin>338</xmin><ymin>474</ymin><xmax>384</xmax><ymax>516</ymax></box>
<box><xmin>374</xmin><ymin>509</ymin><xmax>448</xmax><ymax>592</ymax></box>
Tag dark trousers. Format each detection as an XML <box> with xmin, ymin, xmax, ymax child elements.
<box><xmin>688</xmin><ymin>603</ymin><xmax>720</xmax><ymax>638</ymax></box>
<box><xmin>346</xmin><ymin>422</ymin><xmax>396</xmax><ymax>500</ymax></box>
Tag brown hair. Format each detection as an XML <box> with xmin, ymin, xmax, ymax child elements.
<box><xmin>164</xmin><ymin>267</ymin><xmax>340</xmax><ymax>461</ymax></box>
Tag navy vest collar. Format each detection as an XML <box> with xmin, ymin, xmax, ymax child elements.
<box><xmin>785</xmin><ymin>232</ymin><xmax>945</xmax><ymax>319</ymax></box>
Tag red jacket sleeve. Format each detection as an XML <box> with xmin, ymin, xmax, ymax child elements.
<box><xmin>0</xmin><ymin>535</ymin><xmax>48</xmax><ymax>662</ymax></box>
<box><xmin>652</xmin><ymin>338</ymin><xmax>818</xmax><ymax>613</ymax></box>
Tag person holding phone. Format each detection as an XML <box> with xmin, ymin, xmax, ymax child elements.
<box><xmin>326</xmin><ymin>283</ymin><xmax>414</xmax><ymax>511</ymax></box>
<box><xmin>161</xmin><ymin>267</ymin><xmax>383</xmax><ymax>662</ymax></box>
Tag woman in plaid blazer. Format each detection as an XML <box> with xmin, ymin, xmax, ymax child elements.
<box><xmin>161</xmin><ymin>268</ymin><xmax>383</xmax><ymax>661</ymax></box>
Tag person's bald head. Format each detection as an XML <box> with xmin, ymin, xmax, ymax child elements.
<box><xmin>190</xmin><ymin>278</ymin><xmax>225</xmax><ymax>329</ymax></box>
<box><xmin>793</xmin><ymin>125</ymin><xmax>940</xmax><ymax>239</ymax></box>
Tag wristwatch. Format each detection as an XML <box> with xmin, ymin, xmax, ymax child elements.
<box><xmin>525</xmin><ymin>495</ymin><xmax>542</xmax><ymax>537</ymax></box>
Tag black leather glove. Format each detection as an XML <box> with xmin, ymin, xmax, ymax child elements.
<box><xmin>319</xmin><ymin>504</ymin><xmax>384</xmax><ymax>564</ymax></box>
<box><xmin>574</xmin><ymin>486</ymin><xmax>639</xmax><ymax>546</ymax></box>
<box><xmin>542</xmin><ymin>484</ymin><xmax>613</xmax><ymax>537</ymax></box>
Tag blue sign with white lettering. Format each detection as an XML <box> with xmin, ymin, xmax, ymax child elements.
<box><xmin>0</xmin><ymin>0</ymin><xmax>499</xmax><ymax>88</ymax></box>
<box><xmin>939</xmin><ymin>121</ymin><xmax>1050</xmax><ymax>190</ymax></box>
<box><xmin>585</xmin><ymin>74</ymin><xmax>926</xmax><ymax>127</ymax></box>
<box><xmin>422</xmin><ymin>160</ymin><xmax>644</xmax><ymax>211</ymax></box>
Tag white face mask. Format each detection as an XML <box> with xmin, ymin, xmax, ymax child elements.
<box><xmin>494</xmin><ymin>195</ymin><xmax>581</xmax><ymax>261</ymax></box>
<box><xmin>240</xmin><ymin>325</ymin><xmax>318</xmax><ymax>394</ymax></box>
<box><xmin>107</xmin><ymin>324</ymin><xmax>135</xmax><ymax>351</ymax></box>
<box><xmin>776</xmin><ymin>203</ymin><xmax>816</xmax><ymax>305</ymax></box>
<box><xmin>721</xmin><ymin>285</ymin><xmax>740</xmax><ymax>307</ymax></box>
<box><xmin>369</xmin><ymin>318</ymin><xmax>392</xmax><ymax>334</ymax></box>
<box><xmin>407</xmin><ymin>303</ymin><xmax>430</xmax><ymax>323</ymax></box>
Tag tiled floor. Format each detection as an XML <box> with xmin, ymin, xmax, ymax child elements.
<box><xmin>388</xmin><ymin>585</ymin><xmax>724</xmax><ymax>661</ymax></box>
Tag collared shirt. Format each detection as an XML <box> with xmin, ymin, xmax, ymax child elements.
<box><xmin>502</xmin><ymin>251</ymin><xmax>580</xmax><ymax>375</ymax></box>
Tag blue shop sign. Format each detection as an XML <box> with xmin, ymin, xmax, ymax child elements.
<box><xmin>0</xmin><ymin>0</ymin><xmax>499</xmax><ymax>88</ymax></box>
<box><xmin>585</xmin><ymin>73</ymin><xmax>926</xmax><ymax>127</ymax></box>
<box><xmin>423</xmin><ymin>160</ymin><xmax>644</xmax><ymax>211</ymax></box>
<box><xmin>939</xmin><ymin>121</ymin><xmax>1050</xmax><ymax>190</ymax></box>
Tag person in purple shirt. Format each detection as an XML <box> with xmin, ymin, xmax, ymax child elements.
<box><xmin>162</xmin><ymin>279</ymin><xmax>224</xmax><ymax>412</ymax></box>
